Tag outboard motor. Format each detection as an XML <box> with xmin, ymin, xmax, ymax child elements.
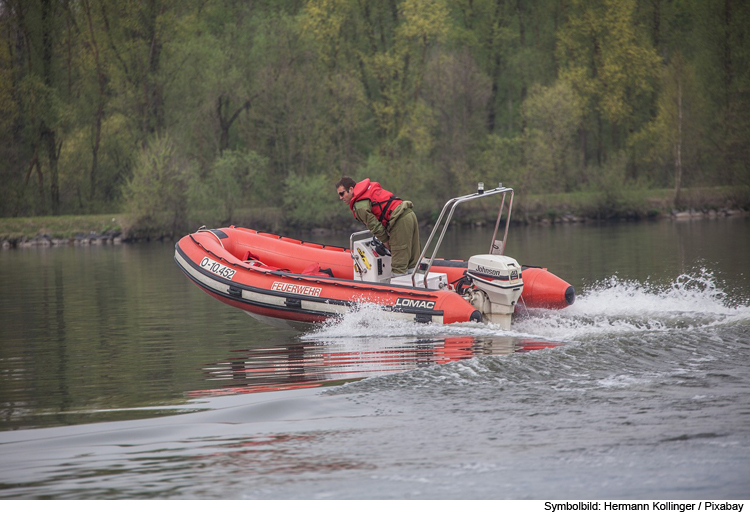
<box><xmin>463</xmin><ymin>254</ymin><xmax>524</xmax><ymax>329</ymax></box>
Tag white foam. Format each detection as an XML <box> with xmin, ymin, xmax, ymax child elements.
<box><xmin>575</xmin><ymin>269</ymin><xmax>740</xmax><ymax>315</ymax></box>
<box><xmin>513</xmin><ymin>269</ymin><xmax>750</xmax><ymax>341</ymax></box>
<box><xmin>302</xmin><ymin>270</ymin><xmax>749</xmax><ymax>344</ymax></box>
<box><xmin>302</xmin><ymin>302</ymin><xmax>524</xmax><ymax>341</ymax></box>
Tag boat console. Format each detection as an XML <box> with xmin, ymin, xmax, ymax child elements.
<box><xmin>349</xmin><ymin>183</ymin><xmax>525</xmax><ymax>329</ymax></box>
<box><xmin>349</xmin><ymin>232</ymin><xmax>449</xmax><ymax>289</ymax></box>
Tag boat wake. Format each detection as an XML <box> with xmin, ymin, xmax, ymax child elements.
<box><xmin>185</xmin><ymin>270</ymin><xmax>749</xmax><ymax>400</ymax></box>
<box><xmin>514</xmin><ymin>268</ymin><xmax>749</xmax><ymax>341</ymax></box>
<box><xmin>303</xmin><ymin>268</ymin><xmax>750</xmax><ymax>344</ymax></box>
<box><xmin>311</xmin><ymin>269</ymin><xmax>750</xmax><ymax>402</ymax></box>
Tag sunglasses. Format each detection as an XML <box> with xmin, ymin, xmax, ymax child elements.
<box><xmin>338</xmin><ymin>190</ymin><xmax>346</xmax><ymax>197</ymax></box>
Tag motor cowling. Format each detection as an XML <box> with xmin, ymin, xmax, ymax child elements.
<box><xmin>464</xmin><ymin>254</ymin><xmax>524</xmax><ymax>329</ymax></box>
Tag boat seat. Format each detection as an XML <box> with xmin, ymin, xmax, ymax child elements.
<box><xmin>301</xmin><ymin>262</ymin><xmax>335</xmax><ymax>277</ymax></box>
<box><xmin>242</xmin><ymin>250</ymin><xmax>261</xmax><ymax>262</ymax></box>
<box><xmin>241</xmin><ymin>250</ymin><xmax>275</xmax><ymax>270</ymax></box>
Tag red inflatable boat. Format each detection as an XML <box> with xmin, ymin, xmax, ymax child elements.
<box><xmin>174</xmin><ymin>185</ymin><xmax>574</xmax><ymax>330</ymax></box>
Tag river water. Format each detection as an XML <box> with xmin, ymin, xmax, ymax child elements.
<box><xmin>1</xmin><ymin>218</ymin><xmax>749</xmax><ymax>499</ymax></box>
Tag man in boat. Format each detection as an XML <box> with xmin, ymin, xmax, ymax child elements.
<box><xmin>336</xmin><ymin>177</ymin><xmax>420</xmax><ymax>276</ymax></box>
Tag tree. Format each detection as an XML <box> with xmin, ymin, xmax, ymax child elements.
<box><xmin>123</xmin><ymin>134</ymin><xmax>195</xmax><ymax>237</ymax></box>
<box><xmin>164</xmin><ymin>1</ymin><xmax>261</xmax><ymax>170</ymax></box>
<box><xmin>557</xmin><ymin>0</ymin><xmax>660</xmax><ymax>168</ymax></box>
<box><xmin>0</xmin><ymin>1</ymin><xmax>26</xmax><ymax>216</ymax></box>
<box><xmin>188</xmin><ymin>149</ymin><xmax>270</xmax><ymax>226</ymax></box>
<box><xmin>303</xmin><ymin>0</ymin><xmax>450</xmax><ymax>157</ymax></box>
<box><xmin>631</xmin><ymin>52</ymin><xmax>706</xmax><ymax>203</ymax></box>
<box><xmin>689</xmin><ymin>0</ymin><xmax>750</xmax><ymax>185</ymax></box>
<box><xmin>523</xmin><ymin>79</ymin><xmax>584</xmax><ymax>192</ymax></box>
<box><xmin>81</xmin><ymin>0</ymin><xmax>107</xmax><ymax>202</ymax></box>
<box><xmin>97</xmin><ymin>0</ymin><xmax>181</xmax><ymax>144</ymax></box>
<box><xmin>422</xmin><ymin>48</ymin><xmax>492</xmax><ymax>195</ymax></box>
<box><xmin>245</xmin><ymin>12</ymin><xmax>329</xmax><ymax>181</ymax></box>
<box><xmin>1</xmin><ymin>0</ymin><xmax>748</xmax><ymax>223</ymax></box>
<box><xmin>1</xmin><ymin>0</ymin><xmax>69</xmax><ymax>215</ymax></box>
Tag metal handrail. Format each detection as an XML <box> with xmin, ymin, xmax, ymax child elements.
<box><xmin>349</xmin><ymin>229</ymin><xmax>373</xmax><ymax>254</ymax></box>
<box><xmin>411</xmin><ymin>184</ymin><xmax>514</xmax><ymax>288</ymax></box>
<box><xmin>348</xmin><ymin>184</ymin><xmax>514</xmax><ymax>288</ymax></box>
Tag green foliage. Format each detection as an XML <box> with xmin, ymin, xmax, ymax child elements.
<box><xmin>629</xmin><ymin>53</ymin><xmax>708</xmax><ymax>193</ymax></box>
<box><xmin>354</xmin><ymin>154</ymin><xmax>446</xmax><ymax>216</ymax></box>
<box><xmin>558</xmin><ymin>0</ymin><xmax>661</xmax><ymax>163</ymax></box>
<box><xmin>282</xmin><ymin>173</ymin><xmax>351</xmax><ymax>229</ymax></box>
<box><xmin>422</xmin><ymin>48</ymin><xmax>492</xmax><ymax>195</ymax></box>
<box><xmin>187</xmin><ymin>149</ymin><xmax>270</xmax><ymax>226</ymax></box>
<box><xmin>583</xmin><ymin>154</ymin><xmax>650</xmax><ymax>218</ymax></box>
<box><xmin>123</xmin><ymin>135</ymin><xmax>196</xmax><ymax>238</ymax></box>
<box><xmin>474</xmin><ymin>136</ymin><xmax>523</xmax><ymax>215</ymax></box>
<box><xmin>1</xmin><ymin>0</ymin><xmax>748</xmax><ymax>225</ymax></box>
<box><xmin>355</xmin><ymin>155</ymin><xmax>391</xmax><ymax>186</ymax></box>
<box><xmin>523</xmin><ymin>80</ymin><xmax>584</xmax><ymax>192</ymax></box>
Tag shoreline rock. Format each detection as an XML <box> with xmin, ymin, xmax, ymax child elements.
<box><xmin>1</xmin><ymin>208</ymin><xmax>747</xmax><ymax>249</ymax></box>
<box><xmin>3</xmin><ymin>231</ymin><xmax>125</xmax><ymax>249</ymax></box>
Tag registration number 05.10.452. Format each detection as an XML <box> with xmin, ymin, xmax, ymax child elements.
<box><xmin>200</xmin><ymin>257</ymin><xmax>236</xmax><ymax>280</ymax></box>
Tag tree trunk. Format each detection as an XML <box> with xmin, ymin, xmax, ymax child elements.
<box><xmin>218</xmin><ymin>96</ymin><xmax>251</xmax><ymax>153</ymax></box>
<box><xmin>517</xmin><ymin>0</ymin><xmax>527</xmax><ymax>132</ymax></box>
<box><xmin>596</xmin><ymin>112</ymin><xmax>603</xmax><ymax>166</ymax></box>
<box><xmin>34</xmin><ymin>154</ymin><xmax>47</xmax><ymax>215</ymax></box>
<box><xmin>84</xmin><ymin>0</ymin><xmax>105</xmax><ymax>202</ymax></box>
<box><xmin>41</xmin><ymin>0</ymin><xmax>60</xmax><ymax>213</ymax></box>
<box><xmin>674</xmin><ymin>76</ymin><xmax>683</xmax><ymax>205</ymax></box>
<box><xmin>41</xmin><ymin>124</ymin><xmax>60</xmax><ymax>213</ymax></box>
<box><xmin>486</xmin><ymin>0</ymin><xmax>503</xmax><ymax>133</ymax></box>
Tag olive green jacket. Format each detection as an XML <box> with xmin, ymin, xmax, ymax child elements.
<box><xmin>352</xmin><ymin>199</ymin><xmax>414</xmax><ymax>244</ymax></box>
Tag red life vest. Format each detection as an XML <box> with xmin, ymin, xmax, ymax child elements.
<box><xmin>349</xmin><ymin>179</ymin><xmax>402</xmax><ymax>227</ymax></box>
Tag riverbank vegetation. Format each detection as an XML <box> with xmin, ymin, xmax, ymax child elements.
<box><xmin>1</xmin><ymin>1</ymin><xmax>748</xmax><ymax>238</ymax></box>
<box><xmin>2</xmin><ymin>185</ymin><xmax>747</xmax><ymax>246</ymax></box>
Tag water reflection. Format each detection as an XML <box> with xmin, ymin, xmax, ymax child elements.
<box><xmin>189</xmin><ymin>336</ymin><xmax>561</xmax><ymax>398</ymax></box>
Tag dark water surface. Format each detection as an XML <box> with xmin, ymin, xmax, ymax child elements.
<box><xmin>1</xmin><ymin>218</ymin><xmax>749</xmax><ymax>499</ymax></box>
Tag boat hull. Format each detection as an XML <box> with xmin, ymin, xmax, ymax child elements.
<box><xmin>191</xmin><ymin>227</ymin><xmax>574</xmax><ymax>308</ymax></box>
<box><xmin>174</xmin><ymin>226</ymin><xmax>574</xmax><ymax>328</ymax></box>
<box><xmin>175</xmin><ymin>229</ymin><xmax>482</xmax><ymax>327</ymax></box>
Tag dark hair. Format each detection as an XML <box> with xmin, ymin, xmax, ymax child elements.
<box><xmin>335</xmin><ymin>176</ymin><xmax>356</xmax><ymax>190</ymax></box>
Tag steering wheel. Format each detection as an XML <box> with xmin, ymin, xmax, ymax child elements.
<box><xmin>370</xmin><ymin>237</ymin><xmax>391</xmax><ymax>256</ymax></box>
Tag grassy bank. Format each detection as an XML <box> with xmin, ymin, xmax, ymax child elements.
<box><xmin>442</xmin><ymin>185</ymin><xmax>749</xmax><ymax>226</ymax></box>
<box><xmin>0</xmin><ymin>214</ymin><xmax>125</xmax><ymax>242</ymax></box>
<box><xmin>2</xmin><ymin>186</ymin><xmax>748</xmax><ymax>246</ymax></box>
<box><xmin>509</xmin><ymin>186</ymin><xmax>749</xmax><ymax>223</ymax></box>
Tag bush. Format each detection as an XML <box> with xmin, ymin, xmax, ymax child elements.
<box><xmin>283</xmin><ymin>173</ymin><xmax>351</xmax><ymax>230</ymax></box>
<box><xmin>187</xmin><ymin>149</ymin><xmax>270</xmax><ymax>227</ymax></box>
<box><xmin>122</xmin><ymin>135</ymin><xmax>196</xmax><ymax>239</ymax></box>
<box><xmin>583</xmin><ymin>154</ymin><xmax>650</xmax><ymax>219</ymax></box>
